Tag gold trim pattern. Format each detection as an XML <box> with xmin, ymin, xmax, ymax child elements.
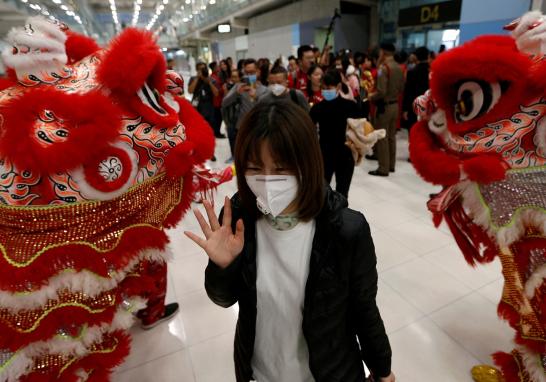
<box><xmin>0</xmin><ymin>174</ymin><xmax>184</xmax><ymax>268</ymax></box>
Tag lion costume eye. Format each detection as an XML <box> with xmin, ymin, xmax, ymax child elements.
<box><xmin>454</xmin><ymin>80</ymin><xmax>507</xmax><ymax>123</ymax></box>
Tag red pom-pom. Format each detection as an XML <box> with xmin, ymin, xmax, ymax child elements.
<box><xmin>65</xmin><ymin>31</ymin><xmax>100</xmax><ymax>63</ymax></box>
<box><xmin>97</xmin><ymin>28</ymin><xmax>166</xmax><ymax>95</ymax></box>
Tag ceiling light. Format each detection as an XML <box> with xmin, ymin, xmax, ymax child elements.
<box><xmin>210</xmin><ymin>0</ymin><xmax>216</xmax><ymax>4</ymax></box>
<box><xmin>21</xmin><ymin>0</ymin><xmax>28</xmax><ymax>3</ymax></box>
<box><xmin>52</xmin><ymin>0</ymin><xmax>61</xmax><ymax>3</ymax></box>
<box><xmin>182</xmin><ymin>17</ymin><xmax>188</xmax><ymax>22</ymax></box>
<box><xmin>185</xmin><ymin>0</ymin><xmax>190</xmax><ymax>4</ymax></box>
<box><xmin>60</xmin><ymin>4</ymin><xmax>67</xmax><ymax>10</ymax></box>
<box><xmin>163</xmin><ymin>0</ymin><xmax>168</xmax><ymax>4</ymax></box>
<box><xmin>159</xmin><ymin>4</ymin><xmax>164</xmax><ymax>11</ymax></box>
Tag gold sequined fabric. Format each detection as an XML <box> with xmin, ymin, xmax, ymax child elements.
<box><xmin>28</xmin><ymin>331</ymin><xmax>121</xmax><ymax>378</ymax></box>
<box><xmin>0</xmin><ymin>174</ymin><xmax>183</xmax><ymax>269</ymax></box>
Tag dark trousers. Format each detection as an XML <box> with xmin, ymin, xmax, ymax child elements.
<box><xmin>227</xmin><ymin>124</ymin><xmax>238</xmax><ymax>157</ymax></box>
<box><xmin>212</xmin><ymin>107</ymin><xmax>223</xmax><ymax>136</ymax></box>
<box><xmin>323</xmin><ymin>149</ymin><xmax>355</xmax><ymax>199</ymax></box>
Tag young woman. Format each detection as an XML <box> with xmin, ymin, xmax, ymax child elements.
<box><xmin>185</xmin><ymin>99</ymin><xmax>394</xmax><ymax>382</ymax></box>
<box><xmin>306</xmin><ymin>64</ymin><xmax>324</xmax><ymax>107</ymax></box>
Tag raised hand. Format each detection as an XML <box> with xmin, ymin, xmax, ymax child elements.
<box><xmin>184</xmin><ymin>196</ymin><xmax>245</xmax><ymax>269</ymax></box>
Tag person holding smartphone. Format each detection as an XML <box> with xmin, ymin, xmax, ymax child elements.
<box><xmin>222</xmin><ymin>58</ymin><xmax>270</xmax><ymax>131</ymax></box>
<box><xmin>188</xmin><ymin>62</ymin><xmax>219</xmax><ymax>132</ymax></box>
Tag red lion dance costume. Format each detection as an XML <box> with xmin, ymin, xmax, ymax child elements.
<box><xmin>0</xmin><ymin>17</ymin><xmax>219</xmax><ymax>381</ymax></box>
<box><xmin>410</xmin><ymin>11</ymin><xmax>546</xmax><ymax>382</ymax></box>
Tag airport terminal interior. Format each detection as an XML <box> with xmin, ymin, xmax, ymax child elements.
<box><xmin>0</xmin><ymin>0</ymin><xmax>545</xmax><ymax>381</ymax></box>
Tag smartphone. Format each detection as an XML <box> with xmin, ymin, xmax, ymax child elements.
<box><xmin>201</xmin><ymin>67</ymin><xmax>209</xmax><ymax>78</ymax></box>
<box><xmin>241</xmin><ymin>76</ymin><xmax>250</xmax><ymax>85</ymax></box>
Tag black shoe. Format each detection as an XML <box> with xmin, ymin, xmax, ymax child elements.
<box><xmin>390</xmin><ymin>169</ymin><xmax>395</xmax><ymax>173</ymax></box>
<box><xmin>211</xmin><ymin>155</ymin><xmax>217</xmax><ymax>162</ymax></box>
<box><xmin>141</xmin><ymin>303</ymin><xmax>180</xmax><ymax>330</ymax></box>
<box><xmin>369</xmin><ymin>170</ymin><xmax>389</xmax><ymax>177</ymax></box>
<box><xmin>215</xmin><ymin>133</ymin><xmax>227</xmax><ymax>139</ymax></box>
<box><xmin>407</xmin><ymin>158</ymin><xmax>412</xmax><ymax>163</ymax></box>
<box><xmin>365</xmin><ymin>154</ymin><xmax>378</xmax><ymax>161</ymax></box>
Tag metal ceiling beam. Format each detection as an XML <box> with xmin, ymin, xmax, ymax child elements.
<box><xmin>179</xmin><ymin>0</ymin><xmax>289</xmax><ymax>40</ymax></box>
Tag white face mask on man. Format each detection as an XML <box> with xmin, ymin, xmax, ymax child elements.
<box><xmin>269</xmin><ymin>84</ymin><xmax>287</xmax><ymax>97</ymax></box>
<box><xmin>245</xmin><ymin>175</ymin><xmax>298</xmax><ymax>217</ymax></box>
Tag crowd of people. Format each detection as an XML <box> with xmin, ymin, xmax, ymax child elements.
<box><xmin>186</xmin><ymin>42</ymin><xmax>434</xmax><ymax>198</ymax></box>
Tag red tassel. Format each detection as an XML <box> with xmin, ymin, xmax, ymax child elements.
<box><xmin>442</xmin><ymin>198</ymin><xmax>498</xmax><ymax>266</ymax></box>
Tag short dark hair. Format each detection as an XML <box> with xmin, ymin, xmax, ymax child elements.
<box><xmin>380</xmin><ymin>42</ymin><xmax>396</xmax><ymax>53</ymax></box>
<box><xmin>243</xmin><ymin>58</ymin><xmax>256</xmax><ymax>68</ymax></box>
<box><xmin>415</xmin><ymin>46</ymin><xmax>429</xmax><ymax>61</ymax></box>
<box><xmin>270</xmin><ymin>65</ymin><xmax>288</xmax><ymax>76</ymax></box>
<box><xmin>195</xmin><ymin>62</ymin><xmax>206</xmax><ymax>70</ymax></box>
<box><xmin>312</xmin><ymin>47</ymin><xmax>320</xmax><ymax>53</ymax></box>
<box><xmin>234</xmin><ymin>99</ymin><xmax>325</xmax><ymax>221</ymax></box>
<box><xmin>297</xmin><ymin>45</ymin><xmax>313</xmax><ymax>60</ymax></box>
<box><xmin>323</xmin><ymin>69</ymin><xmax>341</xmax><ymax>87</ymax></box>
<box><xmin>288</xmin><ymin>55</ymin><xmax>297</xmax><ymax>62</ymax></box>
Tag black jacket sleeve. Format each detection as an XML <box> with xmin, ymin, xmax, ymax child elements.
<box><xmin>204</xmin><ymin>206</ymin><xmax>243</xmax><ymax>308</ymax></box>
<box><xmin>350</xmin><ymin>215</ymin><xmax>392</xmax><ymax>379</ymax></box>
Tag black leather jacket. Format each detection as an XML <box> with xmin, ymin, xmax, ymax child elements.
<box><xmin>205</xmin><ymin>188</ymin><xmax>392</xmax><ymax>381</ymax></box>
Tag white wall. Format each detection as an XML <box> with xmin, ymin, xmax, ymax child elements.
<box><xmin>218</xmin><ymin>24</ymin><xmax>295</xmax><ymax>61</ymax></box>
<box><xmin>248</xmin><ymin>24</ymin><xmax>294</xmax><ymax>61</ymax></box>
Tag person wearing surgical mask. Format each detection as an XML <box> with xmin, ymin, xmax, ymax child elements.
<box><xmin>263</xmin><ymin>65</ymin><xmax>309</xmax><ymax>112</ymax></box>
<box><xmin>310</xmin><ymin>69</ymin><xmax>363</xmax><ymax>198</ymax></box>
<box><xmin>222</xmin><ymin>58</ymin><xmax>270</xmax><ymax>130</ymax></box>
<box><xmin>185</xmin><ymin>99</ymin><xmax>394</xmax><ymax>382</ymax></box>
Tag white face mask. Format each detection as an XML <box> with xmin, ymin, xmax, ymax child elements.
<box><xmin>269</xmin><ymin>84</ymin><xmax>287</xmax><ymax>97</ymax></box>
<box><xmin>245</xmin><ymin>175</ymin><xmax>298</xmax><ymax>217</ymax></box>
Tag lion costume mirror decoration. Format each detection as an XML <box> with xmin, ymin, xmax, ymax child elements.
<box><xmin>0</xmin><ymin>17</ymin><xmax>218</xmax><ymax>381</ymax></box>
<box><xmin>410</xmin><ymin>12</ymin><xmax>546</xmax><ymax>382</ymax></box>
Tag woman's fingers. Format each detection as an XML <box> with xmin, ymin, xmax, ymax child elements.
<box><xmin>223</xmin><ymin>196</ymin><xmax>232</xmax><ymax>227</ymax></box>
<box><xmin>203</xmin><ymin>200</ymin><xmax>220</xmax><ymax>231</ymax></box>
<box><xmin>194</xmin><ymin>208</ymin><xmax>213</xmax><ymax>239</ymax></box>
<box><xmin>235</xmin><ymin>219</ymin><xmax>244</xmax><ymax>241</ymax></box>
<box><xmin>184</xmin><ymin>231</ymin><xmax>206</xmax><ymax>250</ymax></box>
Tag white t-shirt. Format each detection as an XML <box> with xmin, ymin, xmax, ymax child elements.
<box><xmin>251</xmin><ymin>218</ymin><xmax>316</xmax><ymax>382</ymax></box>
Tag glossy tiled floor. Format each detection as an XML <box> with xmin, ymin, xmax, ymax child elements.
<box><xmin>112</xmin><ymin>130</ymin><xmax>513</xmax><ymax>382</ymax></box>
